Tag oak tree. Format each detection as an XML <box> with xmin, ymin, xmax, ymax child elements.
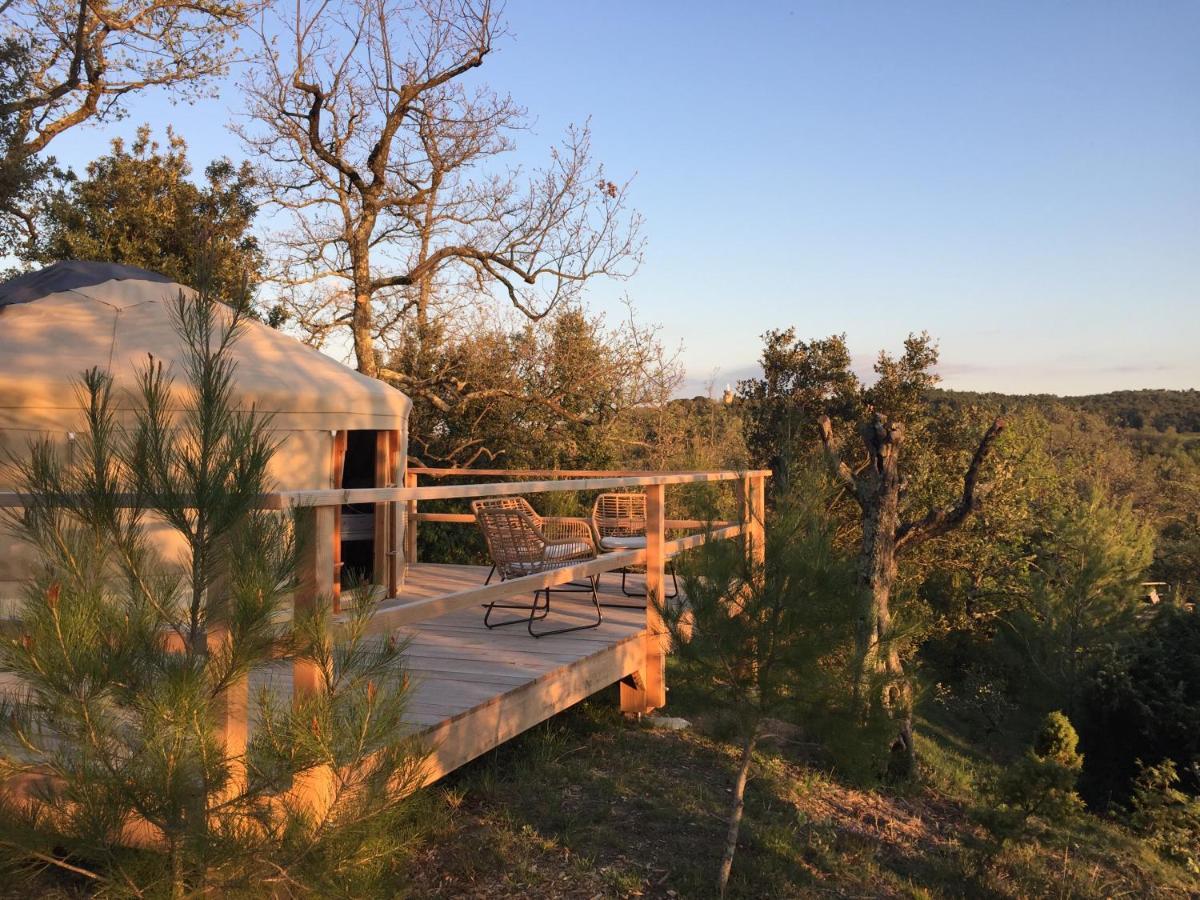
<box><xmin>815</xmin><ymin>336</ymin><xmax>1004</xmax><ymax>778</ymax></box>
<box><xmin>239</xmin><ymin>0</ymin><xmax>641</xmax><ymax>390</ymax></box>
<box><xmin>33</xmin><ymin>126</ymin><xmax>264</xmax><ymax>304</ymax></box>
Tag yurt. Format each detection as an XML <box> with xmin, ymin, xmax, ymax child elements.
<box><xmin>0</xmin><ymin>261</ymin><xmax>412</xmax><ymax>605</ymax></box>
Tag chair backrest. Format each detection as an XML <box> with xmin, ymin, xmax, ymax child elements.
<box><xmin>471</xmin><ymin>495</ymin><xmax>540</xmax><ymax>526</ymax></box>
<box><xmin>473</xmin><ymin>506</ymin><xmax>546</xmax><ymax>579</ymax></box>
<box><xmin>592</xmin><ymin>492</ymin><xmax>647</xmax><ymax>538</ymax></box>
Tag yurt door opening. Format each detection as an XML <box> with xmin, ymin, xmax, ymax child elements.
<box><xmin>332</xmin><ymin>429</ymin><xmax>402</xmax><ymax>609</ymax></box>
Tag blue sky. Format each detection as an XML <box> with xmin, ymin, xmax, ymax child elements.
<box><xmin>41</xmin><ymin>1</ymin><xmax>1200</xmax><ymax>396</ymax></box>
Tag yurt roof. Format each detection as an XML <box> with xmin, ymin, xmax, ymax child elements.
<box><xmin>0</xmin><ymin>261</ymin><xmax>410</xmax><ymax>433</ymax></box>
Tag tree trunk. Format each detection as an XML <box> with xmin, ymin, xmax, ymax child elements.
<box><xmin>820</xmin><ymin>413</ymin><xmax>1003</xmax><ymax>783</ymax></box>
<box><xmin>717</xmin><ymin>726</ymin><xmax>758</xmax><ymax>898</ymax></box>
<box><xmin>350</xmin><ymin>230</ymin><xmax>377</xmax><ymax>377</ymax></box>
<box><xmin>854</xmin><ymin>418</ymin><xmax>916</xmax><ymax>779</ymax></box>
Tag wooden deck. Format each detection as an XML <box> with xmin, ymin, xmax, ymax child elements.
<box><xmin>253</xmin><ymin>563</ymin><xmax>653</xmax><ymax>783</ymax></box>
<box><xmin>0</xmin><ymin>468</ymin><xmax>769</xmax><ymax>814</ymax></box>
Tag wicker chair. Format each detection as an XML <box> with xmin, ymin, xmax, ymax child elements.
<box><xmin>472</xmin><ymin>497</ymin><xmax>596</xmax><ymax>583</ymax></box>
<box><xmin>471</xmin><ymin>498</ymin><xmax>602</xmax><ymax>637</ymax></box>
<box><xmin>590</xmin><ymin>492</ymin><xmax>679</xmax><ymax>603</ymax></box>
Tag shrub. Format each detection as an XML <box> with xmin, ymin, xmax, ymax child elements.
<box><xmin>1077</xmin><ymin>605</ymin><xmax>1200</xmax><ymax>807</ymax></box>
<box><xmin>1127</xmin><ymin>759</ymin><xmax>1200</xmax><ymax>874</ymax></box>
<box><xmin>0</xmin><ymin>289</ymin><xmax>424</xmax><ymax>895</ymax></box>
<box><xmin>664</xmin><ymin>469</ymin><xmax>858</xmax><ymax>896</ymax></box>
<box><xmin>984</xmin><ymin>712</ymin><xmax>1085</xmax><ymax>841</ymax></box>
<box><xmin>1001</xmin><ymin>489</ymin><xmax>1154</xmax><ymax>715</ymax></box>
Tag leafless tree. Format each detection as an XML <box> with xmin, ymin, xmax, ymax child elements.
<box><xmin>238</xmin><ymin>0</ymin><xmax>643</xmax><ymax>385</ymax></box>
<box><xmin>1</xmin><ymin>0</ymin><xmax>253</xmax><ymax>157</ymax></box>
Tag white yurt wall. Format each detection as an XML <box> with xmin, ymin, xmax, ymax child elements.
<box><xmin>0</xmin><ymin>262</ymin><xmax>411</xmax><ymax>607</ymax></box>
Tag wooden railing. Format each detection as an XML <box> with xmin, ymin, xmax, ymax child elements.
<box><xmin>0</xmin><ymin>467</ymin><xmax>769</xmax><ymax>810</ymax></box>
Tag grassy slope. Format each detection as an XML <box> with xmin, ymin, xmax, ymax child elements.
<box><xmin>11</xmin><ymin>679</ymin><xmax>1195</xmax><ymax>898</ymax></box>
<box><xmin>405</xmin><ymin>680</ymin><xmax>1200</xmax><ymax>899</ymax></box>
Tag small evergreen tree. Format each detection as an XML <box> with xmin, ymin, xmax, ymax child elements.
<box><xmin>661</xmin><ymin>472</ymin><xmax>861</xmax><ymax>897</ymax></box>
<box><xmin>1127</xmin><ymin>759</ymin><xmax>1200</xmax><ymax>874</ymax></box>
<box><xmin>984</xmin><ymin>711</ymin><xmax>1086</xmax><ymax>844</ymax></box>
<box><xmin>0</xmin><ymin>286</ymin><xmax>423</xmax><ymax>895</ymax></box>
<box><xmin>1003</xmin><ymin>487</ymin><xmax>1154</xmax><ymax>714</ymax></box>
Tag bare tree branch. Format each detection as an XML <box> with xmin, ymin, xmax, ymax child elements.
<box><xmin>817</xmin><ymin>414</ymin><xmax>866</xmax><ymax>510</ymax></box>
<box><xmin>239</xmin><ymin>0</ymin><xmax>642</xmax><ymax>379</ymax></box>
<box><xmin>894</xmin><ymin>418</ymin><xmax>1005</xmax><ymax>553</ymax></box>
<box><xmin>2</xmin><ymin>0</ymin><xmax>252</xmax><ymax>158</ymax></box>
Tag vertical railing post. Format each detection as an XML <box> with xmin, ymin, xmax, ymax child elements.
<box><xmin>735</xmin><ymin>474</ymin><xmax>750</xmax><ymax>551</ymax></box>
<box><xmin>749</xmin><ymin>472</ymin><xmax>766</xmax><ymax>566</ymax></box>
<box><xmin>736</xmin><ymin>473</ymin><xmax>766</xmax><ymax>567</ymax></box>
<box><xmin>404</xmin><ymin>471</ymin><xmax>418</xmax><ymax>567</ymax></box>
<box><xmin>387</xmin><ymin>432</ymin><xmax>403</xmax><ymax>596</ymax></box>
<box><xmin>292</xmin><ymin>503</ymin><xmax>336</xmax><ymax>815</ymax></box>
<box><xmin>211</xmin><ymin>630</ymin><xmax>247</xmax><ymax>801</ymax></box>
<box><xmin>622</xmin><ymin>481</ymin><xmax>667</xmax><ymax>715</ymax></box>
<box><xmin>372</xmin><ymin>431</ymin><xmax>392</xmax><ymax>591</ymax></box>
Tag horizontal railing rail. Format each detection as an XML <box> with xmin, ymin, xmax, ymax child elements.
<box><xmin>411</xmin><ymin>512</ymin><xmax>731</xmax><ymax>529</ymax></box>
<box><xmin>261</xmin><ymin>469</ymin><xmax>771</xmax><ymax>509</ymax></box>
<box><xmin>0</xmin><ymin>471</ymin><xmax>771</xmax><ymax>510</ymax></box>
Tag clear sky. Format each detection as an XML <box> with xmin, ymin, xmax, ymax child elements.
<box><xmin>39</xmin><ymin>1</ymin><xmax>1200</xmax><ymax>396</ymax></box>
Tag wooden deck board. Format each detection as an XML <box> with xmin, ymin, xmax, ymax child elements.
<box><xmin>264</xmin><ymin>563</ymin><xmax>652</xmax><ymax>782</ymax></box>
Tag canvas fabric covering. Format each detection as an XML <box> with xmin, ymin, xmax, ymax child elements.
<box><xmin>0</xmin><ymin>262</ymin><xmax>411</xmax><ymax>600</ymax></box>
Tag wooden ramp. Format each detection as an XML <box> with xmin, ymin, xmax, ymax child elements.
<box><xmin>252</xmin><ymin>563</ymin><xmax>651</xmax><ymax>783</ymax></box>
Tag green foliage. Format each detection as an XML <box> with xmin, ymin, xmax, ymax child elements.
<box><xmin>0</xmin><ymin>288</ymin><xmax>423</xmax><ymax>895</ymax></box>
<box><xmin>986</xmin><ymin>712</ymin><xmax>1085</xmax><ymax>840</ymax></box>
<box><xmin>0</xmin><ymin>39</ymin><xmax>56</xmax><ymax>256</ymax></box>
<box><xmin>666</xmin><ymin>472</ymin><xmax>858</xmax><ymax>734</ymax></box>
<box><xmin>735</xmin><ymin>329</ymin><xmax>860</xmax><ymax>480</ymax></box>
<box><xmin>1001</xmin><ymin>486</ymin><xmax>1154</xmax><ymax>713</ymax></box>
<box><xmin>1126</xmin><ymin>759</ymin><xmax>1200</xmax><ymax>874</ymax></box>
<box><xmin>862</xmin><ymin>331</ymin><xmax>940</xmax><ymax>423</ymax></box>
<box><xmin>1078</xmin><ymin>605</ymin><xmax>1200</xmax><ymax>806</ymax></box>
<box><xmin>394</xmin><ymin>304</ymin><xmax>691</xmax><ymax>473</ymax></box>
<box><xmin>666</xmin><ymin>470</ymin><xmax>894</xmax><ymax>785</ymax></box>
<box><xmin>32</xmin><ymin>126</ymin><xmax>265</xmax><ymax>311</ymax></box>
<box><xmin>939</xmin><ymin>387</ymin><xmax>1200</xmax><ymax>436</ymax></box>
<box><xmin>661</xmin><ymin>470</ymin><xmax>868</xmax><ymax>893</ymax></box>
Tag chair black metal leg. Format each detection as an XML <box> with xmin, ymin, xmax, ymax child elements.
<box><xmin>483</xmin><ymin>589</ymin><xmax>549</xmax><ymax>629</ymax></box>
<box><xmin>613</xmin><ymin>563</ymin><xmax>679</xmax><ymax>603</ymax></box>
<box><xmin>529</xmin><ymin>581</ymin><xmax>603</xmax><ymax>638</ymax></box>
<box><xmin>603</xmin><ymin>567</ymin><xmax>650</xmax><ymax>609</ymax></box>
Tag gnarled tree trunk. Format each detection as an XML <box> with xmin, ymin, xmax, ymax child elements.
<box><xmin>820</xmin><ymin>413</ymin><xmax>1004</xmax><ymax>779</ymax></box>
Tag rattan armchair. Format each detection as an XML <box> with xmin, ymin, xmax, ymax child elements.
<box><xmin>471</xmin><ymin>498</ymin><xmax>602</xmax><ymax>637</ymax></box>
<box><xmin>472</xmin><ymin>497</ymin><xmax>596</xmax><ymax>583</ymax></box>
<box><xmin>590</xmin><ymin>492</ymin><xmax>679</xmax><ymax>603</ymax></box>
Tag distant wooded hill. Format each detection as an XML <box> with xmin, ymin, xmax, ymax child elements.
<box><xmin>934</xmin><ymin>389</ymin><xmax>1200</xmax><ymax>434</ymax></box>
